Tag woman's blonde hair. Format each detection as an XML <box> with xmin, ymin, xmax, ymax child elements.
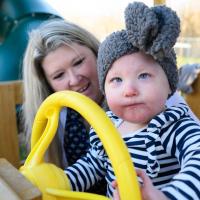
<box><xmin>22</xmin><ymin>19</ymin><xmax>100</xmax><ymax>143</ymax></box>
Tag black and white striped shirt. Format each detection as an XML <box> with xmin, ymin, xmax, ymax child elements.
<box><xmin>65</xmin><ymin>105</ymin><xmax>200</xmax><ymax>199</ymax></box>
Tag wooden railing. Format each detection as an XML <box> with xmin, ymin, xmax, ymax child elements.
<box><xmin>0</xmin><ymin>81</ymin><xmax>23</xmax><ymax>168</ymax></box>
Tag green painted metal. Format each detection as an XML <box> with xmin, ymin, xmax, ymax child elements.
<box><xmin>0</xmin><ymin>0</ymin><xmax>62</xmax><ymax>81</ymax></box>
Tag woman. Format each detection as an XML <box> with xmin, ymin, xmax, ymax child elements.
<box><xmin>22</xmin><ymin>19</ymin><xmax>104</xmax><ymax>168</ymax></box>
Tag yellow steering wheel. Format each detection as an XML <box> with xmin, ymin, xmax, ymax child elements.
<box><xmin>20</xmin><ymin>91</ymin><xmax>141</xmax><ymax>200</ymax></box>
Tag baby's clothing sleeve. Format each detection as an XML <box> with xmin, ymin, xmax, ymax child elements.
<box><xmin>64</xmin><ymin>128</ymin><xmax>106</xmax><ymax>192</ymax></box>
<box><xmin>161</xmin><ymin>120</ymin><xmax>200</xmax><ymax>200</ymax></box>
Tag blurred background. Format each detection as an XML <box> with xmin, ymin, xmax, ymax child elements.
<box><xmin>47</xmin><ymin>0</ymin><xmax>200</xmax><ymax>67</ymax></box>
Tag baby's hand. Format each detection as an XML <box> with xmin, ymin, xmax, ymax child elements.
<box><xmin>111</xmin><ymin>180</ymin><xmax>120</xmax><ymax>200</ymax></box>
<box><xmin>136</xmin><ymin>169</ymin><xmax>169</xmax><ymax>200</ymax></box>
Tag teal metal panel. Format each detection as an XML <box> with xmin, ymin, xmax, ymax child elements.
<box><xmin>0</xmin><ymin>0</ymin><xmax>62</xmax><ymax>81</ymax></box>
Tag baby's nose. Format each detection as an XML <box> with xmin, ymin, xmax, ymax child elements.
<box><xmin>123</xmin><ymin>84</ymin><xmax>138</xmax><ymax>97</ymax></box>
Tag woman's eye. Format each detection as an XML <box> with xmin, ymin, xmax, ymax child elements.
<box><xmin>53</xmin><ymin>72</ymin><xmax>64</xmax><ymax>80</ymax></box>
<box><xmin>110</xmin><ymin>77</ymin><xmax>122</xmax><ymax>83</ymax></box>
<box><xmin>138</xmin><ymin>73</ymin><xmax>151</xmax><ymax>80</ymax></box>
<box><xmin>74</xmin><ymin>58</ymin><xmax>84</xmax><ymax>66</ymax></box>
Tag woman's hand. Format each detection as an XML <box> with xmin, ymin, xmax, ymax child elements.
<box><xmin>112</xmin><ymin>169</ymin><xmax>169</xmax><ymax>200</ymax></box>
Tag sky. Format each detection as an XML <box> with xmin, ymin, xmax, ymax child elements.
<box><xmin>45</xmin><ymin>0</ymin><xmax>196</xmax><ymax>40</ymax></box>
<box><xmin>45</xmin><ymin>0</ymin><xmax>154</xmax><ymax>39</ymax></box>
<box><xmin>46</xmin><ymin>0</ymin><xmax>152</xmax><ymax>18</ymax></box>
<box><xmin>46</xmin><ymin>0</ymin><xmax>189</xmax><ymax>19</ymax></box>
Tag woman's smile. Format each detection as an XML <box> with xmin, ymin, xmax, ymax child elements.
<box><xmin>76</xmin><ymin>82</ymin><xmax>90</xmax><ymax>93</ymax></box>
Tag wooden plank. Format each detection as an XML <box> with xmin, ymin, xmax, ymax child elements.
<box><xmin>154</xmin><ymin>0</ymin><xmax>165</xmax><ymax>5</ymax></box>
<box><xmin>183</xmin><ymin>75</ymin><xmax>200</xmax><ymax>119</ymax></box>
<box><xmin>0</xmin><ymin>177</ymin><xmax>21</xmax><ymax>200</ymax></box>
<box><xmin>13</xmin><ymin>81</ymin><xmax>23</xmax><ymax>104</ymax></box>
<box><xmin>0</xmin><ymin>158</ymin><xmax>41</xmax><ymax>200</ymax></box>
<box><xmin>0</xmin><ymin>81</ymin><xmax>22</xmax><ymax>168</ymax></box>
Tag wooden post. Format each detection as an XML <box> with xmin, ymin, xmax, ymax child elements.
<box><xmin>183</xmin><ymin>75</ymin><xmax>200</xmax><ymax>119</ymax></box>
<box><xmin>0</xmin><ymin>158</ymin><xmax>41</xmax><ymax>200</ymax></box>
<box><xmin>154</xmin><ymin>0</ymin><xmax>166</xmax><ymax>5</ymax></box>
<box><xmin>0</xmin><ymin>81</ymin><xmax>22</xmax><ymax>168</ymax></box>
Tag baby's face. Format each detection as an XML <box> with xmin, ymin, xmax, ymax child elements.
<box><xmin>104</xmin><ymin>51</ymin><xmax>171</xmax><ymax>124</ymax></box>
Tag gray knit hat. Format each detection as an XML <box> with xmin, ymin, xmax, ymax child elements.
<box><xmin>97</xmin><ymin>2</ymin><xmax>180</xmax><ymax>94</ymax></box>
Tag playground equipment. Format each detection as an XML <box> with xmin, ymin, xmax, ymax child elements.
<box><xmin>154</xmin><ymin>0</ymin><xmax>165</xmax><ymax>4</ymax></box>
<box><xmin>0</xmin><ymin>0</ymin><xmax>61</xmax><ymax>81</ymax></box>
<box><xmin>0</xmin><ymin>81</ymin><xmax>23</xmax><ymax>168</ymax></box>
<box><xmin>183</xmin><ymin>74</ymin><xmax>200</xmax><ymax>119</ymax></box>
<box><xmin>0</xmin><ymin>158</ymin><xmax>41</xmax><ymax>200</ymax></box>
<box><xmin>177</xmin><ymin>64</ymin><xmax>200</xmax><ymax>119</ymax></box>
<box><xmin>20</xmin><ymin>91</ymin><xmax>141</xmax><ymax>200</ymax></box>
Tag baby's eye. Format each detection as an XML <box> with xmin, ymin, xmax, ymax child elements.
<box><xmin>138</xmin><ymin>73</ymin><xmax>151</xmax><ymax>80</ymax></box>
<box><xmin>110</xmin><ymin>77</ymin><xmax>122</xmax><ymax>83</ymax></box>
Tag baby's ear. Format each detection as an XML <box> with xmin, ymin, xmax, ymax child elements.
<box><xmin>124</xmin><ymin>2</ymin><xmax>180</xmax><ymax>60</ymax></box>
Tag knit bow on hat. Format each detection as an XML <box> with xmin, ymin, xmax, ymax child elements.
<box><xmin>125</xmin><ymin>2</ymin><xmax>180</xmax><ymax>60</ymax></box>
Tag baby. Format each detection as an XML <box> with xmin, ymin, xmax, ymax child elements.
<box><xmin>65</xmin><ymin>2</ymin><xmax>200</xmax><ymax>199</ymax></box>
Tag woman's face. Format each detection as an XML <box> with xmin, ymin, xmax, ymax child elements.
<box><xmin>42</xmin><ymin>43</ymin><xmax>102</xmax><ymax>104</ymax></box>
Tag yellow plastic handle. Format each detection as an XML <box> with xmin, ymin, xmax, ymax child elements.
<box><xmin>21</xmin><ymin>91</ymin><xmax>141</xmax><ymax>200</ymax></box>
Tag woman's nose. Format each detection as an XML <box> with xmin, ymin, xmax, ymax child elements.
<box><xmin>68</xmin><ymin>71</ymin><xmax>80</xmax><ymax>86</ymax></box>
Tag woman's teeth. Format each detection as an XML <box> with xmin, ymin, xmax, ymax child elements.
<box><xmin>77</xmin><ymin>85</ymin><xmax>88</xmax><ymax>93</ymax></box>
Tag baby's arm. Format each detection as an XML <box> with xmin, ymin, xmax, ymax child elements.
<box><xmin>64</xmin><ymin>125</ymin><xmax>107</xmax><ymax>192</ymax></box>
<box><xmin>160</xmin><ymin>120</ymin><xmax>200</xmax><ymax>199</ymax></box>
<box><xmin>64</xmin><ymin>147</ymin><xmax>106</xmax><ymax>191</ymax></box>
